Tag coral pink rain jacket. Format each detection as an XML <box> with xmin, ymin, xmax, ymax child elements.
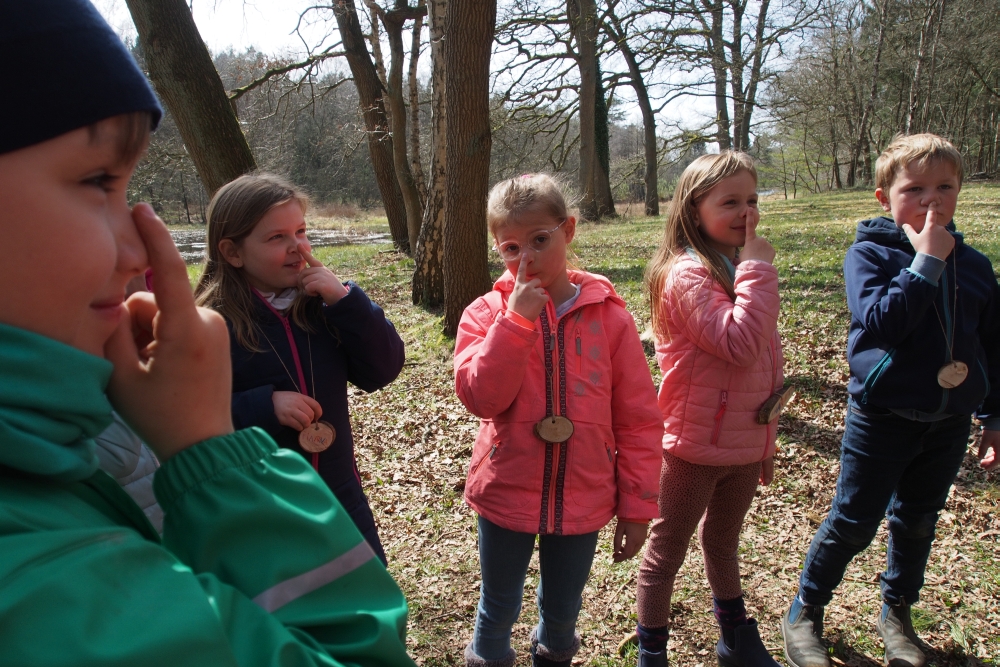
<box><xmin>455</xmin><ymin>270</ymin><xmax>664</xmax><ymax>536</ymax></box>
<box><xmin>656</xmin><ymin>254</ymin><xmax>783</xmax><ymax>467</ymax></box>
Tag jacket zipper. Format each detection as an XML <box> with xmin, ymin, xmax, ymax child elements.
<box><xmin>576</xmin><ymin>330</ymin><xmax>582</xmax><ymax>374</ymax></box>
<box><xmin>604</xmin><ymin>443</ymin><xmax>613</xmax><ymax>463</ymax></box>
<box><xmin>861</xmin><ymin>348</ymin><xmax>895</xmax><ymax>404</ymax></box>
<box><xmin>470</xmin><ymin>436</ymin><xmax>500</xmax><ymax>477</ymax></box>
<box><xmin>711</xmin><ymin>390</ymin><xmax>728</xmax><ymax>445</ymax></box>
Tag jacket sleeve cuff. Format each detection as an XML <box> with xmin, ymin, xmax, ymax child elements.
<box><xmin>906</xmin><ymin>253</ymin><xmax>946</xmax><ymax>286</ymax></box>
<box><xmin>153</xmin><ymin>428</ymin><xmax>277</xmax><ymax>507</ymax></box>
<box><xmin>504</xmin><ymin>310</ymin><xmax>536</xmax><ymax>330</ymax></box>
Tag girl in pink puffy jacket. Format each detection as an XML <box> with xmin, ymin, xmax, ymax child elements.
<box><xmin>455</xmin><ymin>174</ymin><xmax>664</xmax><ymax>667</ymax></box>
<box><xmin>631</xmin><ymin>153</ymin><xmax>786</xmax><ymax>667</ymax></box>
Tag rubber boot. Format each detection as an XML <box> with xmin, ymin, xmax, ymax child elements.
<box><xmin>716</xmin><ymin>619</ymin><xmax>781</xmax><ymax>667</ymax></box>
<box><xmin>529</xmin><ymin>628</ymin><xmax>580</xmax><ymax>667</ymax></box>
<box><xmin>876</xmin><ymin>603</ymin><xmax>926</xmax><ymax>667</ymax></box>
<box><xmin>781</xmin><ymin>599</ymin><xmax>830</xmax><ymax>667</ymax></box>
<box><xmin>464</xmin><ymin>642</ymin><xmax>516</xmax><ymax>667</ymax></box>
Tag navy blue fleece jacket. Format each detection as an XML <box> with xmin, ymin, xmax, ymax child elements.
<box><xmin>844</xmin><ymin>216</ymin><xmax>1000</xmax><ymax>427</ymax></box>
<box><xmin>229</xmin><ymin>284</ymin><xmax>405</xmax><ymax>489</ymax></box>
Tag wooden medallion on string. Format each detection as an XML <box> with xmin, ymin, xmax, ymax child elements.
<box><xmin>937</xmin><ymin>360</ymin><xmax>968</xmax><ymax>389</ymax></box>
<box><xmin>534</xmin><ymin>415</ymin><xmax>574</xmax><ymax>443</ymax></box>
<box><xmin>756</xmin><ymin>384</ymin><xmax>797</xmax><ymax>425</ymax></box>
<box><xmin>300</xmin><ymin>421</ymin><xmax>336</xmax><ymax>453</ymax></box>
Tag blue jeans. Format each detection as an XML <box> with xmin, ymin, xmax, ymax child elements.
<box><xmin>797</xmin><ymin>405</ymin><xmax>970</xmax><ymax>606</ymax></box>
<box><xmin>472</xmin><ymin>516</ymin><xmax>599</xmax><ymax>660</ymax></box>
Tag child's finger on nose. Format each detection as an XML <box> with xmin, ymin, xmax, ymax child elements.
<box><xmin>298</xmin><ymin>242</ymin><xmax>322</xmax><ymax>267</ymax></box>
<box><xmin>131</xmin><ymin>203</ymin><xmax>196</xmax><ymax>325</ymax></box>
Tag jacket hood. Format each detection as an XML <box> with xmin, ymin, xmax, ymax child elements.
<box><xmin>492</xmin><ymin>269</ymin><xmax>626</xmax><ymax>309</ymax></box>
<box><xmin>856</xmin><ymin>216</ymin><xmax>963</xmax><ymax>247</ymax></box>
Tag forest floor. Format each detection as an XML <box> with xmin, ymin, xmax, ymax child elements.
<box><xmin>215</xmin><ymin>185</ymin><xmax>1000</xmax><ymax>665</ymax></box>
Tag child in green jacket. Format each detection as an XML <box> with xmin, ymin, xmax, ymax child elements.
<box><xmin>0</xmin><ymin>2</ymin><xmax>415</xmax><ymax>665</ymax></box>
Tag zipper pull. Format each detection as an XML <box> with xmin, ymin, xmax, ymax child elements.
<box><xmin>605</xmin><ymin>444</ymin><xmax>613</xmax><ymax>463</ymax></box>
<box><xmin>489</xmin><ymin>443</ymin><xmax>498</xmax><ymax>459</ymax></box>
<box><xmin>715</xmin><ymin>391</ymin><xmax>728</xmax><ymax>419</ymax></box>
<box><xmin>576</xmin><ymin>332</ymin><xmax>582</xmax><ymax>356</ymax></box>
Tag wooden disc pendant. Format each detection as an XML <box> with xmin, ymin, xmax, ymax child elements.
<box><xmin>756</xmin><ymin>385</ymin><xmax>797</xmax><ymax>425</ymax></box>
<box><xmin>937</xmin><ymin>360</ymin><xmax>968</xmax><ymax>389</ymax></box>
<box><xmin>534</xmin><ymin>415</ymin><xmax>574</xmax><ymax>443</ymax></box>
<box><xmin>299</xmin><ymin>420</ymin><xmax>336</xmax><ymax>453</ymax></box>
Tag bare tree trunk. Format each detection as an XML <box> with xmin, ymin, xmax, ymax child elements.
<box><xmin>333</xmin><ymin>0</ymin><xmax>409</xmax><ymax>252</ymax></box>
<box><xmin>849</xmin><ymin>0</ymin><xmax>889</xmax><ymax>186</ymax></box>
<box><xmin>412</xmin><ymin>0</ymin><xmax>446</xmax><ymax>308</ymax></box>
<box><xmin>375</xmin><ymin>1</ymin><xmax>427</xmax><ymax>254</ymax></box>
<box><xmin>906</xmin><ymin>0</ymin><xmax>935</xmax><ymax>133</ymax></box>
<box><xmin>603</xmin><ymin>9</ymin><xmax>659</xmax><ymax>215</ymax></box>
<box><xmin>708</xmin><ymin>0</ymin><xmax>733</xmax><ymax>150</ymax></box>
<box><xmin>594</xmin><ymin>58</ymin><xmax>617</xmax><ymax>218</ymax></box>
<box><xmin>569</xmin><ymin>0</ymin><xmax>599</xmax><ymax>220</ymax></box>
<box><xmin>409</xmin><ymin>5</ymin><xmax>428</xmax><ymax>205</ymax></box>
<box><xmin>737</xmin><ymin>0</ymin><xmax>771</xmax><ymax>151</ymax></box>
<box><xmin>125</xmin><ymin>0</ymin><xmax>256</xmax><ymax>195</ymax></box>
<box><xmin>442</xmin><ymin>0</ymin><xmax>496</xmax><ymax>336</ymax></box>
<box><xmin>920</xmin><ymin>0</ymin><xmax>947</xmax><ymax>129</ymax></box>
<box><xmin>727</xmin><ymin>0</ymin><xmax>747</xmax><ymax>151</ymax></box>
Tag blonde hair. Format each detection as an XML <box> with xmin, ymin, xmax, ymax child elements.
<box><xmin>645</xmin><ymin>151</ymin><xmax>757</xmax><ymax>341</ymax></box>
<box><xmin>875</xmin><ymin>133</ymin><xmax>964</xmax><ymax>192</ymax></box>
<box><xmin>487</xmin><ymin>173</ymin><xmax>574</xmax><ymax>235</ymax></box>
<box><xmin>194</xmin><ymin>173</ymin><xmax>318</xmax><ymax>350</ymax></box>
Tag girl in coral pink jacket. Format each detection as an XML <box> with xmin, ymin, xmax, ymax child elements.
<box><xmin>455</xmin><ymin>174</ymin><xmax>663</xmax><ymax>667</ymax></box>
<box><xmin>632</xmin><ymin>153</ymin><xmax>787</xmax><ymax>667</ymax></box>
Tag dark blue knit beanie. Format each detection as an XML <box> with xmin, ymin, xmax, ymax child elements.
<box><xmin>0</xmin><ymin>0</ymin><xmax>162</xmax><ymax>155</ymax></box>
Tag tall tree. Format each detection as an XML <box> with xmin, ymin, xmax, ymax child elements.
<box><xmin>412</xmin><ymin>0</ymin><xmax>447</xmax><ymax>308</ymax></box>
<box><xmin>569</xmin><ymin>0</ymin><xmax>600</xmax><ymax>219</ymax></box>
<box><xmin>331</xmin><ymin>0</ymin><xmax>411</xmax><ymax>252</ymax></box>
<box><xmin>125</xmin><ymin>0</ymin><xmax>256</xmax><ymax>195</ymax></box>
<box><xmin>368</xmin><ymin>0</ymin><xmax>427</xmax><ymax>253</ymax></box>
<box><xmin>442</xmin><ymin>0</ymin><xmax>496</xmax><ymax>335</ymax></box>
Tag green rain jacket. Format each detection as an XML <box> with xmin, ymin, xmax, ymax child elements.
<box><xmin>0</xmin><ymin>322</ymin><xmax>416</xmax><ymax>667</ymax></box>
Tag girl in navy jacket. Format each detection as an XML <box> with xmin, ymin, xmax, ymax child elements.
<box><xmin>196</xmin><ymin>174</ymin><xmax>404</xmax><ymax>563</ymax></box>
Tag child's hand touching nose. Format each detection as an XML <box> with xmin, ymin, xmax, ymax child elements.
<box><xmin>507</xmin><ymin>252</ymin><xmax>549</xmax><ymax>322</ymax></box>
<box><xmin>903</xmin><ymin>205</ymin><xmax>955</xmax><ymax>260</ymax></box>
<box><xmin>298</xmin><ymin>243</ymin><xmax>349</xmax><ymax>305</ymax></box>
<box><xmin>104</xmin><ymin>204</ymin><xmax>234</xmax><ymax>461</ymax></box>
<box><xmin>739</xmin><ymin>207</ymin><xmax>775</xmax><ymax>264</ymax></box>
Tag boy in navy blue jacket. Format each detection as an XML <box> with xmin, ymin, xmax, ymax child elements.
<box><xmin>782</xmin><ymin>134</ymin><xmax>1000</xmax><ymax>667</ymax></box>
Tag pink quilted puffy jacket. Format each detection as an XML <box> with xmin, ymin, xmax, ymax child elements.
<box><xmin>455</xmin><ymin>270</ymin><xmax>664</xmax><ymax>535</ymax></box>
<box><xmin>656</xmin><ymin>254</ymin><xmax>783</xmax><ymax>466</ymax></box>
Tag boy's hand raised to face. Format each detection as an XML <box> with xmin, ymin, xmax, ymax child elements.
<box><xmin>507</xmin><ymin>252</ymin><xmax>549</xmax><ymax>323</ymax></box>
<box><xmin>903</xmin><ymin>205</ymin><xmax>955</xmax><ymax>260</ymax></box>
<box><xmin>298</xmin><ymin>243</ymin><xmax>348</xmax><ymax>305</ymax></box>
<box><xmin>739</xmin><ymin>207</ymin><xmax>775</xmax><ymax>265</ymax></box>
<box><xmin>104</xmin><ymin>204</ymin><xmax>234</xmax><ymax>461</ymax></box>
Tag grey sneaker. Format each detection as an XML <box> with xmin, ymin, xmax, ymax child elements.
<box><xmin>876</xmin><ymin>603</ymin><xmax>926</xmax><ymax>667</ymax></box>
<box><xmin>781</xmin><ymin>599</ymin><xmax>830</xmax><ymax>667</ymax></box>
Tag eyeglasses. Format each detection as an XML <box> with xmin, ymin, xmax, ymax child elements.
<box><xmin>492</xmin><ymin>219</ymin><xmax>566</xmax><ymax>261</ymax></box>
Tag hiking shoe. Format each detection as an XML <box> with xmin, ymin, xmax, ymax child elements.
<box><xmin>529</xmin><ymin>629</ymin><xmax>580</xmax><ymax>667</ymax></box>
<box><xmin>876</xmin><ymin>603</ymin><xmax>926</xmax><ymax>667</ymax></box>
<box><xmin>782</xmin><ymin>599</ymin><xmax>830</xmax><ymax>667</ymax></box>
<box><xmin>717</xmin><ymin>619</ymin><xmax>780</xmax><ymax>667</ymax></box>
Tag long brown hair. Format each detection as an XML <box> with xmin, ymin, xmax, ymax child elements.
<box><xmin>644</xmin><ymin>151</ymin><xmax>757</xmax><ymax>341</ymax></box>
<box><xmin>194</xmin><ymin>173</ymin><xmax>317</xmax><ymax>350</ymax></box>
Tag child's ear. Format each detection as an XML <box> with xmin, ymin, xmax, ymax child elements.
<box><xmin>875</xmin><ymin>188</ymin><xmax>892</xmax><ymax>212</ymax></box>
<box><xmin>563</xmin><ymin>216</ymin><xmax>577</xmax><ymax>244</ymax></box>
<box><xmin>218</xmin><ymin>239</ymin><xmax>244</xmax><ymax>268</ymax></box>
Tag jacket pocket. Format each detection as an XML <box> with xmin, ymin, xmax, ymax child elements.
<box><xmin>567</xmin><ymin>428</ymin><xmax>617</xmax><ymax>509</ymax></box>
<box><xmin>710</xmin><ymin>390</ymin><xmax>728</xmax><ymax>445</ymax></box>
<box><xmin>861</xmin><ymin>348</ymin><xmax>895</xmax><ymax>404</ymax></box>
<box><xmin>466</xmin><ymin>429</ymin><xmax>537</xmax><ymax>511</ymax></box>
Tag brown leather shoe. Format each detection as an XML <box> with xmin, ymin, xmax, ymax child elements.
<box><xmin>782</xmin><ymin>600</ymin><xmax>830</xmax><ymax>667</ymax></box>
<box><xmin>876</xmin><ymin>604</ymin><xmax>926</xmax><ymax>667</ymax></box>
